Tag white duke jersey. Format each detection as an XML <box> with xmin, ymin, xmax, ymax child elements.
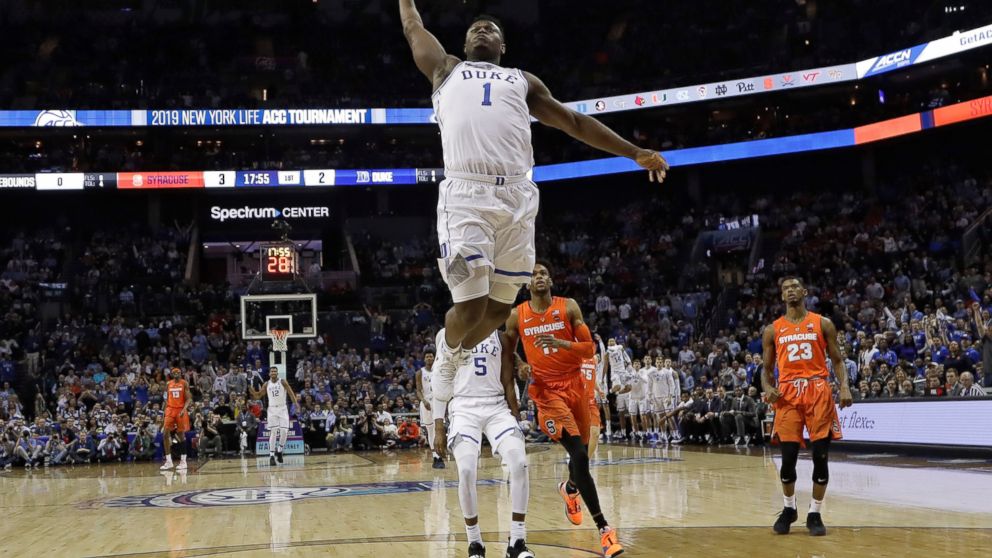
<box><xmin>420</xmin><ymin>366</ymin><xmax>433</xmax><ymax>402</ymax></box>
<box><xmin>432</xmin><ymin>61</ymin><xmax>534</xmax><ymax>176</ymax></box>
<box><xmin>266</xmin><ymin>380</ymin><xmax>288</xmax><ymax>410</ymax></box>
<box><xmin>453</xmin><ymin>331</ymin><xmax>505</xmax><ymax>398</ymax></box>
<box><xmin>608</xmin><ymin>345</ymin><xmax>632</xmax><ymax>383</ymax></box>
<box><xmin>651</xmin><ymin>367</ymin><xmax>679</xmax><ymax>398</ymax></box>
<box><xmin>628</xmin><ymin>369</ymin><xmax>649</xmax><ymax>400</ymax></box>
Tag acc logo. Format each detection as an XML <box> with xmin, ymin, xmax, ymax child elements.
<box><xmin>131</xmin><ymin>174</ymin><xmax>144</xmax><ymax>187</ymax></box>
<box><xmin>634</xmin><ymin>96</ymin><xmax>646</xmax><ymax>106</ymax></box>
<box><xmin>594</xmin><ymin>100</ymin><xmax>606</xmax><ymax>112</ymax></box>
<box><xmin>33</xmin><ymin>110</ymin><xmax>82</xmax><ymax>127</ymax></box>
<box><xmin>715</xmin><ymin>84</ymin><xmax>728</xmax><ymax>96</ymax></box>
<box><xmin>865</xmin><ymin>46</ymin><xmax>924</xmax><ymax>76</ymax></box>
<box><xmin>90</xmin><ymin>480</ymin><xmax>507</xmax><ymax>509</ymax></box>
<box><xmin>545</xmin><ymin>419</ymin><xmax>557</xmax><ymax>435</ymax></box>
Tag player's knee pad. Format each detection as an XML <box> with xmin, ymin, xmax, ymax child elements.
<box><xmin>811</xmin><ymin>438</ymin><xmax>830</xmax><ymax>485</ymax></box>
<box><xmin>453</xmin><ymin>443</ymin><xmax>479</xmax><ymax>479</ymax></box>
<box><xmin>489</xmin><ymin>281</ymin><xmax>522</xmax><ymax>305</ymax></box>
<box><xmin>779</xmin><ymin>441</ymin><xmax>800</xmax><ymax>485</ymax></box>
<box><xmin>499</xmin><ymin>439</ymin><xmax>528</xmax><ymax>474</ymax></box>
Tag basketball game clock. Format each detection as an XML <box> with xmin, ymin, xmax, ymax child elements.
<box><xmin>260</xmin><ymin>243</ymin><xmax>298</xmax><ymax>281</ymax></box>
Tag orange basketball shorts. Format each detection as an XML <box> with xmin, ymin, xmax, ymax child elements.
<box><xmin>528</xmin><ymin>375</ymin><xmax>590</xmax><ymax>444</ymax></box>
<box><xmin>164</xmin><ymin>407</ymin><xmax>191</xmax><ymax>433</ymax></box>
<box><xmin>772</xmin><ymin>376</ymin><xmax>842</xmax><ymax>445</ymax></box>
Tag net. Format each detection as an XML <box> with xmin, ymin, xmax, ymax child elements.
<box><xmin>270</xmin><ymin>329</ymin><xmax>289</xmax><ymax>352</ymax></box>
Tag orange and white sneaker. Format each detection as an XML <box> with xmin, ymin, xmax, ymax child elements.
<box><xmin>599</xmin><ymin>526</ymin><xmax>624</xmax><ymax>557</ymax></box>
<box><xmin>558</xmin><ymin>481</ymin><xmax>583</xmax><ymax>525</ymax></box>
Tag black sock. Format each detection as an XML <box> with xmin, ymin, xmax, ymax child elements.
<box><xmin>560</xmin><ymin>432</ymin><xmax>606</xmax><ymax>522</ymax></box>
<box><xmin>592</xmin><ymin>512</ymin><xmax>608</xmax><ymax>531</ymax></box>
<box><xmin>565</xmin><ymin>480</ymin><xmax>579</xmax><ymax>495</ymax></box>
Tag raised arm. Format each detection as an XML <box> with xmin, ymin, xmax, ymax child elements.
<box><xmin>524</xmin><ymin>71</ymin><xmax>668</xmax><ymax>182</ymax></box>
<box><xmin>399</xmin><ymin>0</ymin><xmax>460</xmax><ymax>86</ymax></box>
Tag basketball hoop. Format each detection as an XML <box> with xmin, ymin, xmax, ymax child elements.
<box><xmin>270</xmin><ymin>329</ymin><xmax>289</xmax><ymax>352</ymax></box>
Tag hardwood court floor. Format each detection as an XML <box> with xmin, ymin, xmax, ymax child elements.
<box><xmin>1</xmin><ymin>443</ymin><xmax>990</xmax><ymax>557</ymax></box>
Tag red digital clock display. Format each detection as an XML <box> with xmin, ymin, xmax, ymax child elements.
<box><xmin>261</xmin><ymin>244</ymin><xmax>297</xmax><ymax>281</ymax></box>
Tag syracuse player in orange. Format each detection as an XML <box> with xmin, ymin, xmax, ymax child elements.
<box><xmin>506</xmin><ymin>262</ymin><xmax>623</xmax><ymax>557</ymax></box>
<box><xmin>581</xmin><ymin>355</ymin><xmax>603</xmax><ymax>455</ymax></box>
<box><xmin>761</xmin><ymin>276</ymin><xmax>853</xmax><ymax>536</ymax></box>
<box><xmin>160</xmin><ymin>367</ymin><xmax>193</xmax><ymax>471</ymax></box>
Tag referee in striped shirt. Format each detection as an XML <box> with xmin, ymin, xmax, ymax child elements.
<box><xmin>958</xmin><ymin>372</ymin><xmax>986</xmax><ymax>397</ymax></box>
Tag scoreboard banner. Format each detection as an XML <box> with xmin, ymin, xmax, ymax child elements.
<box><xmin>6</xmin><ymin>92</ymin><xmax>992</xmax><ymax>192</ymax></box>
<box><xmin>1</xmin><ymin>24</ymin><xmax>990</xmax><ymax>129</ymax></box>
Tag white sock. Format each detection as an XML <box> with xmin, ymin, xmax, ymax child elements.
<box><xmin>432</xmin><ymin>451</ymin><xmax>439</xmax><ymax>459</ymax></box>
<box><xmin>809</xmin><ymin>498</ymin><xmax>823</xmax><ymax>513</ymax></box>
<box><xmin>510</xmin><ymin>520</ymin><xmax>526</xmax><ymax>544</ymax></box>
<box><xmin>465</xmin><ymin>523</ymin><xmax>482</xmax><ymax>544</ymax></box>
<box><xmin>784</xmin><ymin>494</ymin><xmax>797</xmax><ymax>509</ymax></box>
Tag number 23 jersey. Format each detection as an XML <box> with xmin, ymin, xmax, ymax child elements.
<box><xmin>773</xmin><ymin>311</ymin><xmax>829</xmax><ymax>382</ymax></box>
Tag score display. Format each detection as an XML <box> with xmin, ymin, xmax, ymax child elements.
<box><xmin>260</xmin><ymin>243</ymin><xmax>298</xmax><ymax>282</ymax></box>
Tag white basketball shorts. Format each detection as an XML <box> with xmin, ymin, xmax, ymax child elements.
<box><xmin>448</xmin><ymin>396</ymin><xmax>522</xmax><ymax>457</ymax></box>
<box><xmin>267</xmin><ymin>408</ymin><xmax>290</xmax><ymax>430</ymax></box>
<box><xmin>436</xmin><ymin>172</ymin><xmax>539</xmax><ymax>303</ymax></box>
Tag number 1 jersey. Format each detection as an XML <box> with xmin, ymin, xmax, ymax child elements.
<box><xmin>432</xmin><ymin>61</ymin><xmax>534</xmax><ymax>176</ymax></box>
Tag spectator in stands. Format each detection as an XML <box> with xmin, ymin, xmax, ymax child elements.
<box><xmin>945</xmin><ymin>369</ymin><xmax>963</xmax><ymax>397</ymax></box>
<box><xmin>396</xmin><ymin>417</ymin><xmax>421</xmax><ymax>449</ymax></box>
<box><xmin>200</xmin><ymin>413</ymin><xmax>224</xmax><ymax>457</ymax></box>
<box><xmin>958</xmin><ymin>372</ymin><xmax>986</xmax><ymax>397</ymax></box>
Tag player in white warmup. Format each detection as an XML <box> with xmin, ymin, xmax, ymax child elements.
<box><xmin>399</xmin><ymin>0</ymin><xmax>669</xmax><ymax>411</ymax></box>
<box><xmin>638</xmin><ymin>356</ymin><xmax>659</xmax><ymax>442</ymax></box>
<box><xmin>434</xmin><ymin>330</ymin><xmax>532</xmax><ymax>558</ymax></box>
<box><xmin>626</xmin><ymin>359</ymin><xmax>650</xmax><ymax>442</ymax></box>
<box><xmin>606</xmin><ymin>339</ymin><xmax>632</xmax><ymax>440</ymax></box>
<box><xmin>416</xmin><ymin>350</ymin><xmax>445</xmax><ymax>469</ymax></box>
<box><xmin>649</xmin><ymin>357</ymin><xmax>681</xmax><ymax>444</ymax></box>
<box><xmin>249</xmin><ymin>367</ymin><xmax>299</xmax><ymax>466</ymax></box>
<box><xmin>593</xmin><ymin>334</ymin><xmax>611</xmax><ymax>442</ymax></box>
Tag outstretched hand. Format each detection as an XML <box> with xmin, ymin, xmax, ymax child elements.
<box><xmin>634</xmin><ymin>149</ymin><xmax>669</xmax><ymax>183</ymax></box>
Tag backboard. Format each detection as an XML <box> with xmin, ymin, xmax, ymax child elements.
<box><xmin>240</xmin><ymin>294</ymin><xmax>318</xmax><ymax>340</ymax></box>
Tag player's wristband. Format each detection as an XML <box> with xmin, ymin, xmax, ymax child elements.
<box><xmin>432</xmin><ymin>398</ymin><xmax>448</xmax><ymax>419</ymax></box>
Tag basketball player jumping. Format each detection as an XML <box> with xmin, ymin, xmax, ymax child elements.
<box><xmin>762</xmin><ymin>277</ymin><xmax>853</xmax><ymax>536</ymax></box>
<box><xmin>606</xmin><ymin>339</ymin><xmax>633</xmax><ymax>441</ymax></box>
<box><xmin>506</xmin><ymin>263</ymin><xmax>624</xmax><ymax>557</ymax></box>
<box><xmin>249</xmin><ymin>367</ymin><xmax>299</xmax><ymax>466</ymax></box>
<box><xmin>415</xmin><ymin>350</ymin><xmax>444</xmax><ymax>469</ymax></box>
<box><xmin>398</xmin><ymin>1</ymin><xmax>669</xmax><ymax>408</ymax></box>
<box><xmin>161</xmin><ymin>367</ymin><xmax>192</xmax><ymax>471</ymax></box>
<box><xmin>434</xmin><ymin>330</ymin><xmax>532</xmax><ymax>558</ymax></box>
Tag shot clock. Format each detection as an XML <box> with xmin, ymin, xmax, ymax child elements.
<box><xmin>260</xmin><ymin>243</ymin><xmax>298</xmax><ymax>281</ymax></box>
